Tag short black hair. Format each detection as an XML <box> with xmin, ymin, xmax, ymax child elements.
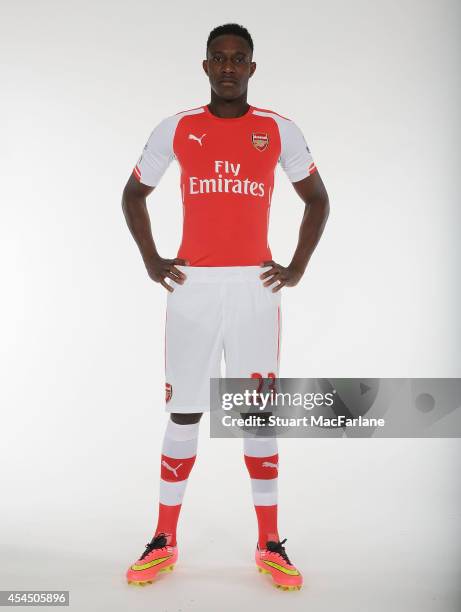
<box><xmin>207</xmin><ymin>23</ymin><xmax>254</xmax><ymax>55</ymax></box>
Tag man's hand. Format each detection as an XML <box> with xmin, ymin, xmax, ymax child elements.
<box><xmin>144</xmin><ymin>255</ymin><xmax>189</xmax><ymax>292</ymax></box>
<box><xmin>259</xmin><ymin>260</ymin><xmax>304</xmax><ymax>292</ymax></box>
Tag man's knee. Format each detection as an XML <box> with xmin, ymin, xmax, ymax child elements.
<box><xmin>171</xmin><ymin>412</ymin><xmax>203</xmax><ymax>425</ymax></box>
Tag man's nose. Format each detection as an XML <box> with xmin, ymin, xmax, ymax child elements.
<box><xmin>221</xmin><ymin>59</ymin><xmax>235</xmax><ymax>73</ymax></box>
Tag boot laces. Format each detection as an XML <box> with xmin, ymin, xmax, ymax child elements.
<box><xmin>140</xmin><ymin>533</ymin><xmax>168</xmax><ymax>560</ymax></box>
<box><xmin>266</xmin><ymin>538</ymin><xmax>291</xmax><ymax>565</ymax></box>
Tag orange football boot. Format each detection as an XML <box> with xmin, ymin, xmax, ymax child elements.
<box><xmin>255</xmin><ymin>538</ymin><xmax>303</xmax><ymax>591</ymax></box>
<box><xmin>126</xmin><ymin>533</ymin><xmax>177</xmax><ymax>586</ymax></box>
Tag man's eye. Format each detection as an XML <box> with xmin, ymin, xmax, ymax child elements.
<box><xmin>213</xmin><ymin>56</ymin><xmax>223</xmax><ymax>62</ymax></box>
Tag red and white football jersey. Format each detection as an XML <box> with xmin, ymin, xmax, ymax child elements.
<box><xmin>133</xmin><ymin>105</ymin><xmax>316</xmax><ymax>266</ymax></box>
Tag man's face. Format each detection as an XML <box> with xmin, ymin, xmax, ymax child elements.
<box><xmin>203</xmin><ymin>34</ymin><xmax>256</xmax><ymax>100</ymax></box>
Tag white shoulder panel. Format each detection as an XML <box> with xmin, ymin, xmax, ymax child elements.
<box><xmin>134</xmin><ymin>107</ymin><xmax>204</xmax><ymax>186</ymax></box>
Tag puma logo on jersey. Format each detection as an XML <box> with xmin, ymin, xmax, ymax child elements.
<box><xmin>161</xmin><ymin>460</ymin><xmax>183</xmax><ymax>478</ymax></box>
<box><xmin>262</xmin><ymin>461</ymin><xmax>278</xmax><ymax>469</ymax></box>
<box><xmin>188</xmin><ymin>133</ymin><xmax>206</xmax><ymax>146</ymax></box>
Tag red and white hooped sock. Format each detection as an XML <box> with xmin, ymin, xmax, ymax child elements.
<box><xmin>244</xmin><ymin>437</ymin><xmax>279</xmax><ymax>549</ymax></box>
<box><xmin>154</xmin><ymin>419</ymin><xmax>200</xmax><ymax>546</ymax></box>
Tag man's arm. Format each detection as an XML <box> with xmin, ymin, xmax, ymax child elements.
<box><xmin>260</xmin><ymin>171</ymin><xmax>329</xmax><ymax>291</ymax></box>
<box><xmin>122</xmin><ymin>174</ymin><xmax>187</xmax><ymax>292</ymax></box>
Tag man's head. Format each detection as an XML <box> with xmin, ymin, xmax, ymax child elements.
<box><xmin>203</xmin><ymin>23</ymin><xmax>256</xmax><ymax>101</ymax></box>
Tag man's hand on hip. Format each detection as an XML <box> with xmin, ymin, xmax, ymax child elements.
<box><xmin>145</xmin><ymin>256</ymin><xmax>189</xmax><ymax>292</ymax></box>
<box><xmin>259</xmin><ymin>260</ymin><xmax>303</xmax><ymax>292</ymax></box>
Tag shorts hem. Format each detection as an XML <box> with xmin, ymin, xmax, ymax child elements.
<box><xmin>165</xmin><ymin>405</ymin><xmax>210</xmax><ymax>414</ymax></box>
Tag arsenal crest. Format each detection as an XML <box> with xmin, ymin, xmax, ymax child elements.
<box><xmin>252</xmin><ymin>132</ymin><xmax>269</xmax><ymax>152</ymax></box>
<box><xmin>165</xmin><ymin>382</ymin><xmax>173</xmax><ymax>403</ymax></box>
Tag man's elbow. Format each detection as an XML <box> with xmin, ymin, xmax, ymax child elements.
<box><xmin>321</xmin><ymin>194</ymin><xmax>330</xmax><ymax>220</ymax></box>
<box><xmin>121</xmin><ymin>185</ymin><xmax>131</xmax><ymax>212</ymax></box>
<box><xmin>122</xmin><ymin>183</ymin><xmax>141</xmax><ymax>214</ymax></box>
<box><xmin>121</xmin><ymin>186</ymin><xmax>140</xmax><ymax>224</ymax></box>
<box><xmin>309</xmin><ymin>192</ymin><xmax>330</xmax><ymax>219</ymax></box>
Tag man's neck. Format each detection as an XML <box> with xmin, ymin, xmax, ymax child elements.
<box><xmin>207</xmin><ymin>93</ymin><xmax>250</xmax><ymax>119</ymax></box>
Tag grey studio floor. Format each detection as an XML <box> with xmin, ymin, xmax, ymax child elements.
<box><xmin>1</xmin><ymin>437</ymin><xmax>460</xmax><ymax>612</ymax></box>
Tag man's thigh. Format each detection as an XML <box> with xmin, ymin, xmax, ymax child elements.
<box><xmin>223</xmin><ymin>280</ymin><xmax>282</xmax><ymax>379</ymax></box>
<box><xmin>165</xmin><ymin>281</ymin><xmax>222</xmax><ymax>413</ymax></box>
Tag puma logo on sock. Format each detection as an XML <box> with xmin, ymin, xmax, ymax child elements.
<box><xmin>161</xmin><ymin>460</ymin><xmax>183</xmax><ymax>478</ymax></box>
<box><xmin>262</xmin><ymin>461</ymin><xmax>278</xmax><ymax>469</ymax></box>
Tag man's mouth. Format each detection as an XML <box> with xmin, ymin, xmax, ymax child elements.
<box><xmin>219</xmin><ymin>78</ymin><xmax>237</xmax><ymax>84</ymax></box>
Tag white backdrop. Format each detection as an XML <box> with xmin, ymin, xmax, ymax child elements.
<box><xmin>1</xmin><ymin>1</ymin><xmax>460</xmax><ymax>611</ymax></box>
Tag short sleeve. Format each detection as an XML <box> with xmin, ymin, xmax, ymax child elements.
<box><xmin>133</xmin><ymin>117</ymin><xmax>176</xmax><ymax>187</ymax></box>
<box><xmin>278</xmin><ymin>119</ymin><xmax>317</xmax><ymax>183</ymax></box>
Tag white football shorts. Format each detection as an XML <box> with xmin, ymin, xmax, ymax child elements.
<box><xmin>164</xmin><ymin>266</ymin><xmax>282</xmax><ymax>414</ymax></box>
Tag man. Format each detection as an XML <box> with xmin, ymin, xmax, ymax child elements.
<box><xmin>122</xmin><ymin>23</ymin><xmax>329</xmax><ymax>592</ymax></box>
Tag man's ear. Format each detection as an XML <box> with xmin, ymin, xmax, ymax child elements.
<box><xmin>249</xmin><ymin>62</ymin><xmax>257</xmax><ymax>78</ymax></box>
<box><xmin>202</xmin><ymin>59</ymin><xmax>209</xmax><ymax>76</ymax></box>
